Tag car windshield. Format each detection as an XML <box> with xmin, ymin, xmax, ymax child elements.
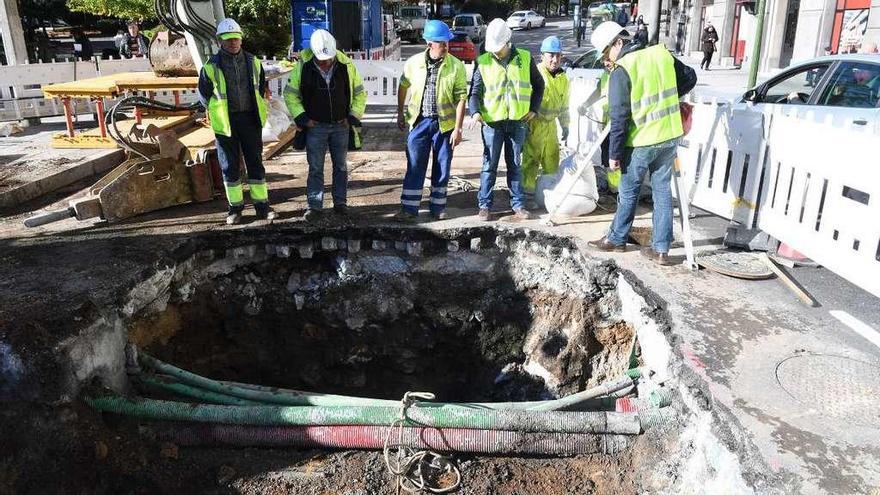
<box><xmin>510</xmin><ymin>12</ymin><xmax>525</xmax><ymax>17</ymax></box>
<box><xmin>454</xmin><ymin>16</ymin><xmax>473</xmax><ymax>26</ymax></box>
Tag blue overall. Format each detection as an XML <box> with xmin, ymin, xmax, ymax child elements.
<box><xmin>401</xmin><ymin>116</ymin><xmax>453</xmax><ymax>215</ymax></box>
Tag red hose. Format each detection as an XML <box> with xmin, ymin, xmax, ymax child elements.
<box><xmin>158</xmin><ymin>424</ymin><xmax>632</xmax><ymax>455</ymax></box>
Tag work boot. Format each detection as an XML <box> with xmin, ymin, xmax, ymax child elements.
<box><xmin>512</xmin><ymin>208</ymin><xmax>534</xmax><ymax>221</ymax></box>
<box><xmin>478</xmin><ymin>208</ymin><xmax>493</xmax><ymax>221</ymax></box>
<box><xmin>303</xmin><ymin>209</ymin><xmax>322</xmax><ymax>223</ymax></box>
<box><xmin>587</xmin><ymin>237</ymin><xmax>626</xmax><ymax>252</ymax></box>
<box><xmin>393</xmin><ymin>209</ymin><xmax>418</xmax><ymax>222</ymax></box>
<box><xmin>431</xmin><ymin>210</ymin><xmax>449</xmax><ymax>221</ymax></box>
<box><xmin>226</xmin><ymin>212</ymin><xmax>243</xmax><ymax>225</ymax></box>
<box><xmin>255</xmin><ymin>206</ymin><xmax>278</xmax><ymax>222</ymax></box>
<box><xmin>333</xmin><ymin>204</ymin><xmax>349</xmax><ymax>216</ymax></box>
<box><xmin>640</xmin><ymin>246</ymin><xmax>674</xmax><ymax>266</ymax></box>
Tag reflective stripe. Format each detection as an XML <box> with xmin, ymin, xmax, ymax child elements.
<box><xmin>429</xmin><ymin>197</ymin><xmax>447</xmax><ymax>204</ymax></box>
<box><xmin>631</xmin><ymin>87</ymin><xmax>678</xmax><ymax>112</ymax></box>
<box><xmin>430</xmin><ymin>187</ymin><xmax>447</xmax><ymax>194</ymax></box>
<box><xmin>632</xmin><ymin>102</ymin><xmax>680</xmax><ymax>126</ymax></box>
<box><xmin>402</xmin><ymin>188</ymin><xmax>423</xmax><ymax>196</ymax></box>
<box><xmin>224</xmin><ymin>182</ymin><xmax>244</xmax><ymax>205</ymax></box>
<box><xmin>401</xmin><ymin>199</ymin><xmax>421</xmax><ymax>206</ymax></box>
<box><xmin>249</xmin><ymin>181</ymin><xmax>269</xmax><ymax>202</ymax></box>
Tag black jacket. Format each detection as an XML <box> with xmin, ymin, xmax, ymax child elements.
<box><xmin>293</xmin><ymin>59</ymin><xmax>351</xmax><ymax>126</ymax></box>
<box><xmin>701</xmin><ymin>28</ymin><xmax>719</xmax><ymax>53</ymax></box>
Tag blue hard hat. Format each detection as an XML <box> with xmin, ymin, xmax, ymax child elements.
<box><xmin>423</xmin><ymin>20</ymin><xmax>454</xmax><ymax>42</ymax></box>
<box><xmin>540</xmin><ymin>36</ymin><xmax>562</xmax><ymax>53</ymax></box>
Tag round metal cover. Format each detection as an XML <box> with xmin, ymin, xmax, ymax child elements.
<box><xmin>775</xmin><ymin>354</ymin><xmax>880</xmax><ymax>426</ymax></box>
<box><xmin>696</xmin><ymin>251</ymin><xmax>774</xmax><ymax>280</ymax></box>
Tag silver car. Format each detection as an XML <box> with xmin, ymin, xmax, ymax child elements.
<box><xmin>452</xmin><ymin>14</ymin><xmax>485</xmax><ymax>43</ymax></box>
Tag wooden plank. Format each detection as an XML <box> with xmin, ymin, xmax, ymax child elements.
<box><xmin>43</xmin><ymin>72</ymin><xmax>199</xmax><ymax>98</ymax></box>
<box><xmin>51</xmin><ymin>115</ymin><xmax>195</xmax><ymax>149</ymax></box>
<box><xmin>262</xmin><ymin>126</ymin><xmax>297</xmax><ymax>160</ymax></box>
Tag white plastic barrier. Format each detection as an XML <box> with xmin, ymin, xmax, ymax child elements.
<box><xmin>754</xmin><ymin>107</ymin><xmax>880</xmax><ymax>297</ymax></box>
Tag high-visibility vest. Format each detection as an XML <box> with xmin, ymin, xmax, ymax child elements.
<box><xmin>400</xmin><ymin>51</ymin><xmax>468</xmax><ymax>133</ymax></box>
<box><xmin>202</xmin><ymin>54</ymin><xmax>268</xmax><ymax>137</ymax></box>
<box><xmin>535</xmin><ymin>63</ymin><xmax>569</xmax><ymax>129</ymax></box>
<box><xmin>614</xmin><ymin>45</ymin><xmax>683</xmax><ymax>147</ymax></box>
<box><xmin>476</xmin><ymin>48</ymin><xmax>532</xmax><ymax>123</ymax></box>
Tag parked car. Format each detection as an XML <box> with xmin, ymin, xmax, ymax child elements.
<box><xmin>452</xmin><ymin>14</ymin><xmax>485</xmax><ymax>43</ymax></box>
<box><xmin>564</xmin><ymin>48</ymin><xmax>604</xmax><ymax>70</ymax></box>
<box><xmin>448</xmin><ymin>31</ymin><xmax>477</xmax><ymax>62</ymax></box>
<box><xmin>506</xmin><ymin>10</ymin><xmax>545</xmax><ymax>30</ymax></box>
<box><xmin>740</xmin><ymin>54</ymin><xmax>880</xmax><ymax>132</ymax></box>
<box><xmin>396</xmin><ymin>5</ymin><xmax>428</xmax><ymax>44</ymax></box>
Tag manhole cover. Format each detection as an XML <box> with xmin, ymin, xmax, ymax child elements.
<box><xmin>696</xmin><ymin>251</ymin><xmax>773</xmax><ymax>280</ymax></box>
<box><xmin>775</xmin><ymin>354</ymin><xmax>880</xmax><ymax>426</ymax></box>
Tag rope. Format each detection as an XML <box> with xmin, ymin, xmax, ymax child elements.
<box><xmin>383</xmin><ymin>392</ymin><xmax>461</xmax><ymax>494</ymax></box>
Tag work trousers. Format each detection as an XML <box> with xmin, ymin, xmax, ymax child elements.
<box><xmin>401</xmin><ymin>116</ymin><xmax>453</xmax><ymax>215</ymax></box>
<box><xmin>606</xmin><ymin>138</ymin><xmax>678</xmax><ymax>253</ymax></box>
<box><xmin>700</xmin><ymin>51</ymin><xmax>713</xmax><ymax>69</ymax></box>
<box><xmin>479</xmin><ymin>120</ymin><xmax>527</xmax><ymax>210</ymax></box>
<box><xmin>216</xmin><ymin>111</ymin><xmax>269</xmax><ymax>215</ymax></box>
<box><xmin>522</xmin><ymin>118</ymin><xmax>561</xmax><ymax>194</ymax></box>
<box><xmin>305</xmin><ymin>122</ymin><xmax>349</xmax><ymax>211</ymax></box>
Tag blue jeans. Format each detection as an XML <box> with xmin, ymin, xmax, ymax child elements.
<box><xmin>607</xmin><ymin>138</ymin><xmax>678</xmax><ymax>253</ymax></box>
<box><xmin>402</xmin><ymin>117</ymin><xmax>453</xmax><ymax>215</ymax></box>
<box><xmin>216</xmin><ymin>112</ymin><xmax>267</xmax><ymax>214</ymax></box>
<box><xmin>478</xmin><ymin>120</ymin><xmax>527</xmax><ymax>210</ymax></box>
<box><xmin>305</xmin><ymin>122</ymin><xmax>349</xmax><ymax>210</ymax></box>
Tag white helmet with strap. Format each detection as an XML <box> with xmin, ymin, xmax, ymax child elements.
<box><xmin>216</xmin><ymin>18</ymin><xmax>243</xmax><ymax>39</ymax></box>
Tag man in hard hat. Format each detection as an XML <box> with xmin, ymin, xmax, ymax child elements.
<box><xmin>586</xmin><ymin>21</ymin><xmax>696</xmax><ymax>265</ymax></box>
<box><xmin>468</xmin><ymin>18</ymin><xmax>544</xmax><ymax>221</ymax></box>
<box><xmin>394</xmin><ymin>20</ymin><xmax>468</xmax><ymax>222</ymax></box>
<box><xmin>198</xmin><ymin>18</ymin><xmax>276</xmax><ymax>225</ymax></box>
<box><xmin>521</xmin><ymin>35</ymin><xmax>569</xmax><ymax>206</ymax></box>
<box><xmin>284</xmin><ymin>29</ymin><xmax>367</xmax><ymax>222</ymax></box>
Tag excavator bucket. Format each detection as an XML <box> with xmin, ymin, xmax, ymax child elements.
<box><xmin>149</xmin><ymin>31</ymin><xmax>199</xmax><ymax>77</ymax></box>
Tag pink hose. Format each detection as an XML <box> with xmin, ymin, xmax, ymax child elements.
<box><xmin>158</xmin><ymin>424</ymin><xmax>633</xmax><ymax>455</ymax></box>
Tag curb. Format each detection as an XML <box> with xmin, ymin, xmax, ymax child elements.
<box><xmin>0</xmin><ymin>149</ymin><xmax>125</xmax><ymax>209</ymax></box>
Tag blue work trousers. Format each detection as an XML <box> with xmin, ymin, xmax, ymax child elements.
<box><xmin>607</xmin><ymin>138</ymin><xmax>678</xmax><ymax>253</ymax></box>
<box><xmin>305</xmin><ymin>122</ymin><xmax>349</xmax><ymax>211</ymax></box>
<box><xmin>216</xmin><ymin>111</ymin><xmax>267</xmax><ymax>214</ymax></box>
<box><xmin>402</xmin><ymin>117</ymin><xmax>453</xmax><ymax>215</ymax></box>
<box><xmin>479</xmin><ymin>120</ymin><xmax>527</xmax><ymax>210</ymax></box>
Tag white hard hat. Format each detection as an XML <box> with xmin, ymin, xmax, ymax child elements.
<box><xmin>310</xmin><ymin>29</ymin><xmax>337</xmax><ymax>61</ymax></box>
<box><xmin>216</xmin><ymin>18</ymin><xmax>243</xmax><ymax>39</ymax></box>
<box><xmin>485</xmin><ymin>18</ymin><xmax>512</xmax><ymax>53</ymax></box>
<box><xmin>590</xmin><ymin>21</ymin><xmax>627</xmax><ymax>54</ymax></box>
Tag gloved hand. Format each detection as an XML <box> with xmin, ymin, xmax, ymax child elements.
<box><xmin>561</xmin><ymin>127</ymin><xmax>569</xmax><ymax>142</ymax></box>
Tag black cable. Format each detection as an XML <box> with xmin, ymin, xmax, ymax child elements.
<box><xmin>105</xmin><ymin>96</ymin><xmax>204</xmax><ymax>159</ymax></box>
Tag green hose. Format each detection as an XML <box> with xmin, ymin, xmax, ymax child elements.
<box><xmin>138</xmin><ymin>375</ymin><xmax>263</xmax><ymax>406</ymax></box>
<box><xmin>139</xmin><ymin>353</ymin><xmax>638</xmax><ymax>411</ymax></box>
<box><xmin>87</xmin><ymin>395</ymin><xmax>642</xmax><ymax>434</ymax></box>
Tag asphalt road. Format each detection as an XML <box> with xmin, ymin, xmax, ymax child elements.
<box><xmin>400</xmin><ymin>18</ymin><xmax>592</xmax><ymax>61</ymax></box>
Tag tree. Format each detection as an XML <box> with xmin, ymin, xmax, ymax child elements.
<box><xmin>66</xmin><ymin>0</ymin><xmax>153</xmax><ymax>20</ymax></box>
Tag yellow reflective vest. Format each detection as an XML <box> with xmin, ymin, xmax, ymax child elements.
<box><xmin>535</xmin><ymin>63</ymin><xmax>569</xmax><ymax>129</ymax></box>
<box><xmin>614</xmin><ymin>45</ymin><xmax>683</xmax><ymax>147</ymax></box>
<box><xmin>202</xmin><ymin>54</ymin><xmax>268</xmax><ymax>137</ymax></box>
<box><xmin>400</xmin><ymin>51</ymin><xmax>468</xmax><ymax>133</ymax></box>
<box><xmin>476</xmin><ymin>48</ymin><xmax>532</xmax><ymax>123</ymax></box>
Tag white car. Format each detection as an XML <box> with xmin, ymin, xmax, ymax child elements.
<box><xmin>506</xmin><ymin>10</ymin><xmax>545</xmax><ymax>30</ymax></box>
<box><xmin>452</xmin><ymin>14</ymin><xmax>486</xmax><ymax>43</ymax></box>
<box><xmin>740</xmin><ymin>54</ymin><xmax>880</xmax><ymax>132</ymax></box>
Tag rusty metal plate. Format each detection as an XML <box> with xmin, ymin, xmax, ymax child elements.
<box><xmin>696</xmin><ymin>251</ymin><xmax>774</xmax><ymax>280</ymax></box>
<box><xmin>775</xmin><ymin>354</ymin><xmax>880</xmax><ymax>426</ymax></box>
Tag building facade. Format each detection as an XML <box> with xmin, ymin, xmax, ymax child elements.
<box><xmin>642</xmin><ymin>0</ymin><xmax>880</xmax><ymax>73</ymax></box>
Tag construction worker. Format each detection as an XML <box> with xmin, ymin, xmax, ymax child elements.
<box><xmin>522</xmin><ymin>35</ymin><xmax>569</xmax><ymax>206</ymax></box>
<box><xmin>284</xmin><ymin>29</ymin><xmax>367</xmax><ymax>222</ymax></box>
<box><xmin>468</xmin><ymin>18</ymin><xmax>544</xmax><ymax>221</ymax></box>
<box><xmin>394</xmin><ymin>20</ymin><xmax>468</xmax><ymax>222</ymax></box>
<box><xmin>198</xmin><ymin>18</ymin><xmax>276</xmax><ymax>225</ymax></box>
<box><xmin>586</xmin><ymin>21</ymin><xmax>696</xmax><ymax>265</ymax></box>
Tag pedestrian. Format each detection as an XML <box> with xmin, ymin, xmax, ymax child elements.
<box><xmin>394</xmin><ymin>20</ymin><xmax>468</xmax><ymax>222</ymax></box>
<box><xmin>71</xmin><ymin>28</ymin><xmax>93</xmax><ymax>61</ymax></box>
<box><xmin>586</xmin><ymin>21</ymin><xmax>696</xmax><ymax>265</ymax></box>
<box><xmin>120</xmin><ymin>21</ymin><xmax>150</xmax><ymax>58</ymax></box>
<box><xmin>522</xmin><ymin>35</ymin><xmax>569</xmax><ymax>206</ymax></box>
<box><xmin>284</xmin><ymin>29</ymin><xmax>367</xmax><ymax>222</ymax></box>
<box><xmin>700</xmin><ymin>22</ymin><xmax>718</xmax><ymax>70</ymax></box>
<box><xmin>198</xmin><ymin>18</ymin><xmax>276</xmax><ymax>225</ymax></box>
<box><xmin>468</xmin><ymin>18</ymin><xmax>545</xmax><ymax>221</ymax></box>
<box><xmin>634</xmin><ymin>16</ymin><xmax>648</xmax><ymax>46</ymax></box>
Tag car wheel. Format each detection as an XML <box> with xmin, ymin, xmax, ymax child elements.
<box><xmin>526</xmin><ymin>22</ymin><xmax>531</xmax><ymax>29</ymax></box>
